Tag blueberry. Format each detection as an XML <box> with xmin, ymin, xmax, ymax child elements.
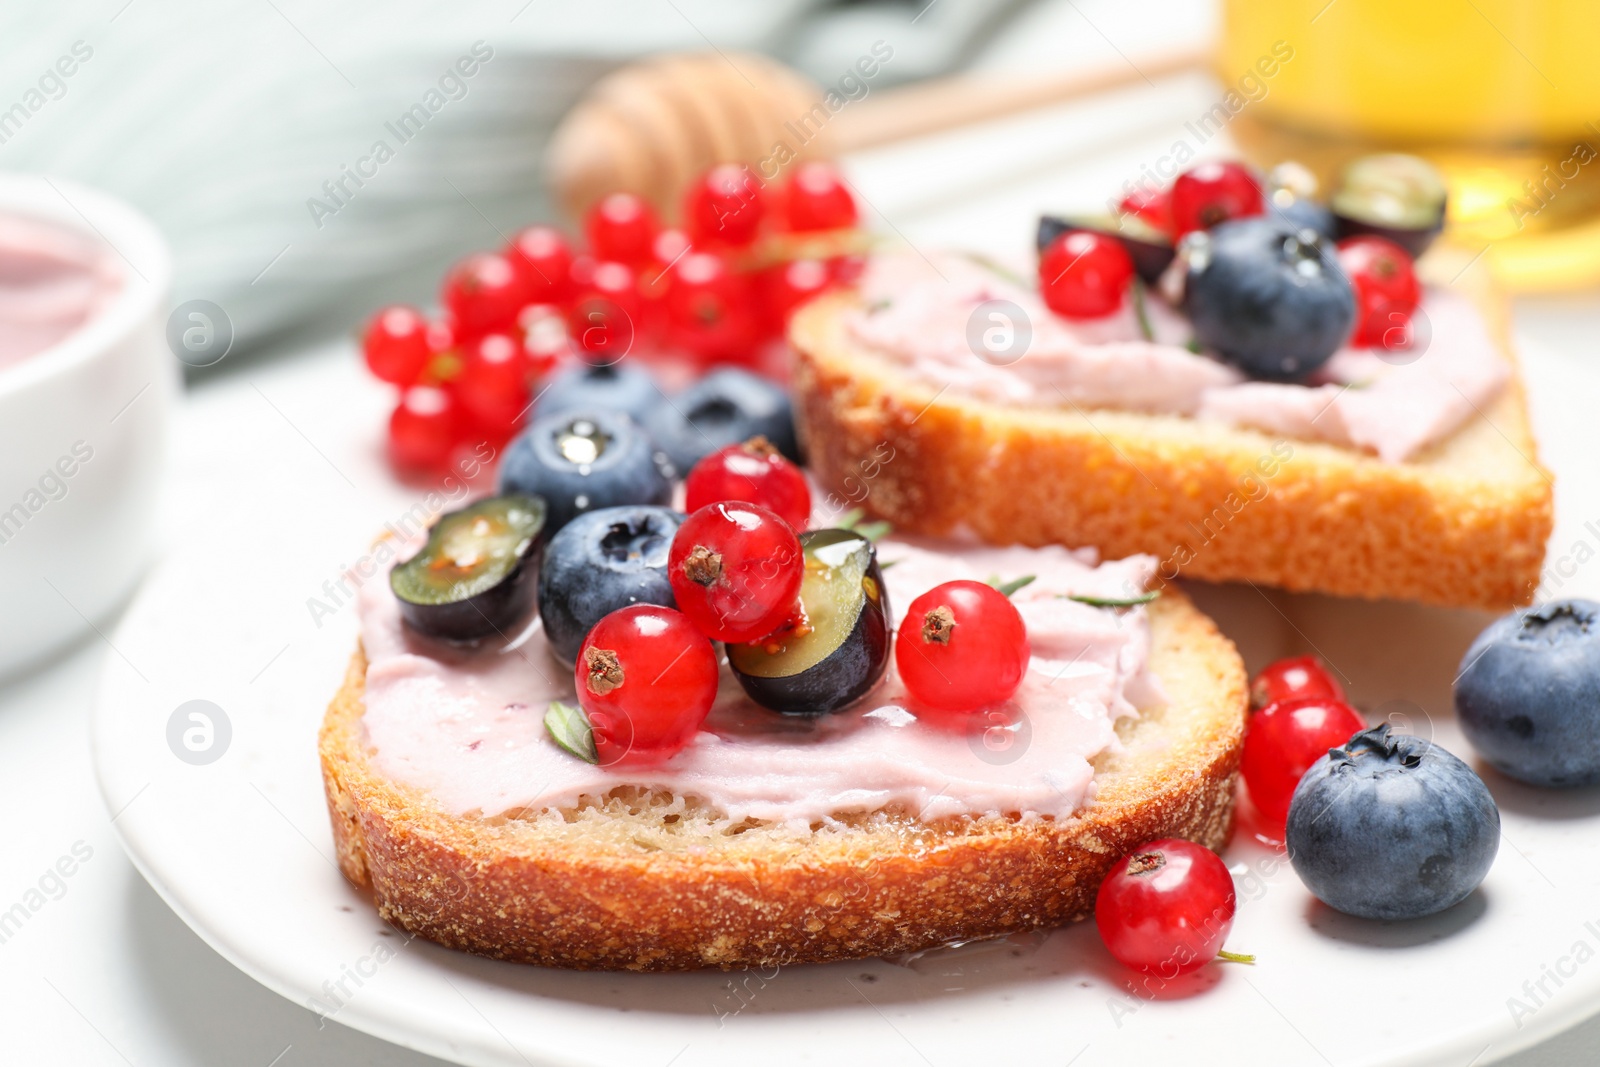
<box><xmin>537</xmin><ymin>505</ymin><xmax>684</xmax><ymax>664</ymax></box>
<box><xmin>499</xmin><ymin>410</ymin><xmax>673</xmax><ymax>534</ymax></box>
<box><xmin>643</xmin><ymin>368</ymin><xmax>799</xmax><ymax>474</ymax></box>
<box><xmin>1286</xmin><ymin>724</ymin><xmax>1499</xmax><ymax>921</ymax></box>
<box><xmin>1182</xmin><ymin>217</ymin><xmax>1355</xmax><ymax>381</ymax></box>
<box><xmin>1267</xmin><ymin>197</ymin><xmax>1336</xmax><ymax>242</ymax></box>
<box><xmin>1455</xmin><ymin>598</ymin><xmax>1600</xmax><ymax>787</ymax></box>
<box><xmin>537</xmin><ymin>361</ymin><xmax>663</xmax><ymax>426</ymax></box>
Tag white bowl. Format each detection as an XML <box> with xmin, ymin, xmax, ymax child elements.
<box><xmin>0</xmin><ymin>175</ymin><xmax>173</xmax><ymax>679</ymax></box>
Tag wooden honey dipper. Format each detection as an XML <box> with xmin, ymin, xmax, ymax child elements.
<box><xmin>547</xmin><ymin>45</ymin><xmax>1208</xmax><ymax>222</ymax></box>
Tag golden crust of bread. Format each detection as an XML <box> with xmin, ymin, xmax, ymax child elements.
<box><xmin>319</xmin><ymin>590</ymin><xmax>1245</xmax><ymax>971</ymax></box>
<box><xmin>788</xmin><ymin>279</ymin><xmax>1552</xmax><ymax>612</ymax></box>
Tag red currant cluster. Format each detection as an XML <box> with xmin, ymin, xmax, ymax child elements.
<box><xmin>361</xmin><ymin>161</ymin><xmax>863</xmax><ymax>475</ymax></box>
<box><xmin>1241</xmin><ymin>655</ymin><xmax>1358</xmax><ymax>833</ymax></box>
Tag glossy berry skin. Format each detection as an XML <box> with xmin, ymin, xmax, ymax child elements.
<box><xmin>568</xmin><ymin>261</ymin><xmax>641</xmax><ymax>361</ymax></box>
<box><xmin>537</xmin><ymin>360</ymin><xmax>663</xmax><ymax>427</ymax></box>
<box><xmin>665</xmin><ymin>251</ymin><xmax>756</xmax><ymax>362</ymax></box>
<box><xmin>1455</xmin><ymin>599</ymin><xmax>1600</xmax><ymax>787</ymax></box>
<box><xmin>538</xmin><ymin>505</ymin><xmax>684</xmax><ymax>665</ymax></box>
<box><xmin>455</xmin><ymin>332</ymin><xmax>529</xmax><ymax>437</ymax></box>
<box><xmin>1287</xmin><ymin>725</ymin><xmax>1499</xmax><ymax>920</ymax></box>
<box><xmin>1251</xmin><ymin>655</ymin><xmax>1344</xmax><ymax>711</ymax></box>
<box><xmin>685</xmin><ymin>437</ymin><xmax>812</xmax><ymax>530</ymax></box>
<box><xmin>685</xmin><ymin>164</ymin><xmax>765</xmax><ymax>246</ymax></box>
<box><xmin>388</xmin><ymin>385</ymin><xmax>459</xmax><ymax>470</ymax></box>
<box><xmin>1119</xmin><ymin>186</ymin><xmax>1173</xmax><ymax>234</ymax></box>
<box><xmin>1241</xmin><ymin>696</ymin><xmax>1366</xmax><ymax>826</ymax></box>
<box><xmin>1096</xmin><ymin>839</ymin><xmax>1236</xmax><ymax>976</ymax></box>
<box><xmin>783</xmin><ymin>162</ymin><xmax>858</xmax><ymax>232</ymax></box>
<box><xmin>442</xmin><ymin>252</ymin><xmax>527</xmax><ymax>340</ymax></box>
<box><xmin>584</xmin><ymin>192</ymin><xmax>658</xmax><ymax>265</ymax></box>
<box><xmin>363</xmin><ymin>305</ymin><xmax>432</xmax><ymax>385</ymax></box>
<box><xmin>1184</xmin><ymin>218</ymin><xmax>1355</xmax><ymax>380</ymax></box>
<box><xmin>1335</xmin><ymin>235</ymin><xmax>1421</xmax><ymax>349</ymax></box>
<box><xmin>1170</xmin><ymin>161</ymin><xmax>1265</xmax><ymax>238</ymax></box>
<box><xmin>577</xmin><ymin>605</ymin><xmax>718</xmax><ymax>765</ymax></box>
<box><xmin>498</xmin><ymin>409</ymin><xmax>673</xmax><ymax>533</ymax></box>
<box><xmin>1039</xmin><ymin>230</ymin><xmax>1136</xmax><ymax>319</ymax></box>
<box><xmin>895</xmin><ymin>581</ymin><xmax>1030</xmax><ymax>714</ymax></box>
<box><xmin>667</xmin><ymin>502</ymin><xmax>805</xmax><ymax>644</ymax></box>
<box><xmin>643</xmin><ymin>368</ymin><xmax>800</xmax><ymax>474</ymax></box>
<box><xmin>505</xmin><ymin>225</ymin><xmax>574</xmax><ymax>305</ymax></box>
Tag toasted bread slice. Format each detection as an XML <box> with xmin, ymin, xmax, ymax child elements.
<box><xmin>319</xmin><ymin>589</ymin><xmax>1245</xmax><ymax>971</ymax></box>
<box><xmin>789</xmin><ymin>278</ymin><xmax>1552</xmax><ymax>612</ymax></box>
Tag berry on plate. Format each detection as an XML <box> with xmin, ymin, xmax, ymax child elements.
<box><xmin>455</xmin><ymin>332</ymin><xmax>530</xmax><ymax>439</ymax></box>
<box><xmin>568</xmin><ymin>260</ymin><xmax>641</xmax><ymax>361</ymax></box>
<box><xmin>1182</xmin><ymin>217</ymin><xmax>1355</xmax><ymax>381</ymax></box>
<box><xmin>537</xmin><ymin>360</ymin><xmax>663</xmax><ymax>427</ymax></box>
<box><xmin>643</xmin><ymin>368</ymin><xmax>800</xmax><ymax>474</ymax></box>
<box><xmin>537</xmin><ymin>505</ymin><xmax>684</xmax><ymax>665</ymax></box>
<box><xmin>505</xmin><ymin>225</ymin><xmax>574</xmax><ymax>306</ymax></box>
<box><xmin>894</xmin><ymin>580</ymin><xmax>1029</xmax><ymax>714</ymax></box>
<box><xmin>363</xmin><ymin>305</ymin><xmax>433</xmax><ymax>385</ymax></box>
<box><xmin>684</xmin><ymin>436</ymin><xmax>811</xmax><ymax>530</ymax></box>
<box><xmin>1336</xmin><ymin>235</ymin><xmax>1421</xmax><ymax>350</ymax></box>
<box><xmin>442</xmin><ymin>252</ymin><xmax>527</xmax><ymax>340</ymax></box>
<box><xmin>783</xmin><ymin>162</ymin><xmax>858</xmax><ymax>232</ymax></box>
<box><xmin>1095</xmin><ymin>838</ymin><xmax>1240</xmax><ymax>975</ymax></box>
<box><xmin>664</xmin><ymin>251</ymin><xmax>756</xmax><ymax>362</ymax></box>
<box><xmin>1038</xmin><ymin>230</ymin><xmax>1135</xmax><ymax>319</ymax></box>
<box><xmin>727</xmin><ymin>527</ymin><xmax>891</xmax><ymax>716</ymax></box>
<box><xmin>388</xmin><ymin>385</ymin><xmax>460</xmax><ymax>471</ymax></box>
<box><xmin>498</xmin><ymin>410</ymin><xmax>673</xmax><ymax>533</ymax></box>
<box><xmin>1170</xmin><ymin>161</ymin><xmax>1264</xmax><ymax>238</ymax></box>
<box><xmin>584</xmin><ymin>192</ymin><xmax>659</xmax><ymax>265</ymax></box>
<box><xmin>1250</xmin><ymin>655</ymin><xmax>1344</xmax><ymax>711</ymax></box>
<box><xmin>668</xmin><ymin>501</ymin><xmax>805</xmax><ymax>644</ymax></box>
<box><xmin>685</xmin><ymin>163</ymin><xmax>765</xmax><ymax>246</ymax></box>
<box><xmin>1241</xmin><ymin>695</ymin><xmax>1366</xmax><ymax>826</ymax></box>
<box><xmin>1455</xmin><ymin>599</ymin><xmax>1600</xmax><ymax>787</ymax></box>
<box><xmin>761</xmin><ymin>258</ymin><xmax>833</xmax><ymax>332</ymax></box>
<box><xmin>575</xmin><ymin>604</ymin><xmax>719</xmax><ymax>764</ymax></box>
<box><xmin>1287</xmin><ymin>724</ymin><xmax>1499</xmax><ymax>920</ymax></box>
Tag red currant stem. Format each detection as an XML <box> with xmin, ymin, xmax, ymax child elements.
<box><xmin>1131</xmin><ymin>278</ymin><xmax>1155</xmax><ymax>342</ymax></box>
<box><xmin>959</xmin><ymin>250</ymin><xmax>1029</xmax><ymax>288</ymax></box>
<box><xmin>1216</xmin><ymin>949</ymin><xmax>1256</xmax><ymax>965</ymax></box>
<box><xmin>544</xmin><ymin>700</ymin><xmax>597</xmax><ymax>764</ymax></box>
<box><xmin>987</xmin><ymin>574</ymin><xmax>1036</xmax><ymax>598</ymax></box>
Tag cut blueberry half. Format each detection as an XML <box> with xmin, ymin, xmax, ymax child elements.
<box><xmin>726</xmin><ymin>528</ymin><xmax>890</xmax><ymax>717</ymax></box>
<box><xmin>390</xmin><ymin>494</ymin><xmax>548</xmax><ymax>642</ymax></box>
<box><xmin>1331</xmin><ymin>153</ymin><xmax>1447</xmax><ymax>259</ymax></box>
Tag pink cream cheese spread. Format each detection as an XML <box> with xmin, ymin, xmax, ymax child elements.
<box><xmin>0</xmin><ymin>215</ymin><xmax>123</xmax><ymax>369</ymax></box>
<box><xmin>357</xmin><ymin>535</ymin><xmax>1163</xmax><ymax>829</ymax></box>
<box><xmin>849</xmin><ymin>254</ymin><xmax>1509</xmax><ymax>463</ymax></box>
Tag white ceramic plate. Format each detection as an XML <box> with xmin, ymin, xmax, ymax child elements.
<box><xmin>92</xmin><ymin>337</ymin><xmax>1599</xmax><ymax>1067</ymax></box>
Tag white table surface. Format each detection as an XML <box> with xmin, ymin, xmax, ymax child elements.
<box><xmin>6</xmin><ymin>8</ymin><xmax>1600</xmax><ymax>1065</ymax></box>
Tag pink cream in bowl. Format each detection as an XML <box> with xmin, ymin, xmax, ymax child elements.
<box><xmin>0</xmin><ymin>214</ymin><xmax>122</xmax><ymax>370</ymax></box>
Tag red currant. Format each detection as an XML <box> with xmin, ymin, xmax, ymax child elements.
<box><xmin>1039</xmin><ymin>231</ymin><xmax>1135</xmax><ymax>319</ymax></box>
<box><xmin>1336</xmin><ymin>236</ymin><xmax>1421</xmax><ymax>349</ymax></box>
<box><xmin>762</xmin><ymin>258</ymin><xmax>832</xmax><ymax>332</ymax></box>
<box><xmin>455</xmin><ymin>332</ymin><xmax>529</xmax><ymax>439</ymax></box>
<box><xmin>1119</xmin><ymin>185</ymin><xmax>1173</xmax><ymax>234</ymax></box>
<box><xmin>668</xmin><ymin>502</ymin><xmax>805</xmax><ymax>644</ymax></box>
<box><xmin>685</xmin><ymin>437</ymin><xmax>811</xmax><ymax>530</ymax></box>
<box><xmin>895</xmin><ymin>580</ymin><xmax>1030</xmax><ymax>713</ymax></box>
<box><xmin>568</xmin><ymin>260</ymin><xmax>640</xmax><ymax>362</ymax></box>
<box><xmin>577</xmin><ymin>605</ymin><xmax>719</xmax><ymax>764</ymax></box>
<box><xmin>685</xmin><ymin>164</ymin><xmax>765</xmax><ymax>246</ymax></box>
<box><xmin>505</xmin><ymin>225</ymin><xmax>573</xmax><ymax>305</ymax></box>
<box><xmin>1250</xmin><ymin>655</ymin><xmax>1344</xmax><ymax>712</ymax></box>
<box><xmin>441</xmin><ymin>252</ymin><xmax>528</xmax><ymax>340</ymax></box>
<box><xmin>1095</xmin><ymin>839</ymin><xmax>1237</xmax><ymax>976</ymax></box>
<box><xmin>783</xmin><ymin>162</ymin><xmax>858</xmax><ymax>232</ymax></box>
<box><xmin>1170</xmin><ymin>162</ymin><xmax>1264</xmax><ymax>238</ymax></box>
<box><xmin>828</xmin><ymin>254</ymin><xmax>866</xmax><ymax>285</ymax></box>
<box><xmin>387</xmin><ymin>385</ymin><xmax>459</xmax><ymax>470</ymax></box>
<box><xmin>517</xmin><ymin>304</ymin><xmax>569</xmax><ymax>377</ymax></box>
<box><xmin>362</xmin><ymin>305</ymin><xmax>431</xmax><ymax>385</ymax></box>
<box><xmin>665</xmin><ymin>251</ymin><xmax>756</xmax><ymax>362</ymax></box>
<box><xmin>1241</xmin><ymin>696</ymin><xmax>1366</xmax><ymax>825</ymax></box>
<box><xmin>585</xmin><ymin>192</ymin><xmax>658</xmax><ymax>265</ymax></box>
